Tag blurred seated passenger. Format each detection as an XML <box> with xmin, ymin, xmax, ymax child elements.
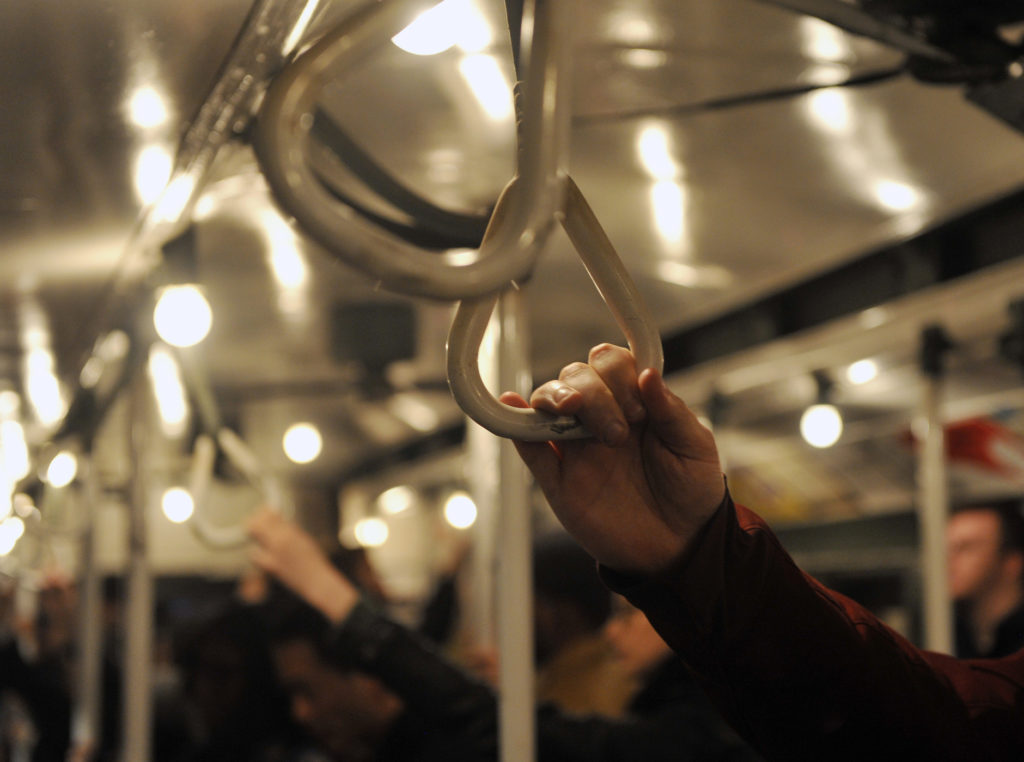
<box><xmin>947</xmin><ymin>498</ymin><xmax>1024</xmax><ymax>658</ymax></box>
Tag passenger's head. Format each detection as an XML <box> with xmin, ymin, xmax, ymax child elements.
<box><xmin>532</xmin><ymin>531</ymin><xmax>611</xmax><ymax>664</ymax></box>
<box><xmin>176</xmin><ymin>603</ymin><xmax>294</xmax><ymax>746</ymax></box>
<box><xmin>261</xmin><ymin>590</ymin><xmax>403</xmax><ymax>760</ymax></box>
<box><xmin>602</xmin><ymin>594</ymin><xmax>672</xmax><ymax>679</ymax></box>
<box><xmin>948</xmin><ymin>499</ymin><xmax>1024</xmax><ymax>603</ymax></box>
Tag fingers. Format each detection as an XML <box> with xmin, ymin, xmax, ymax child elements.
<box><xmin>588</xmin><ymin>344</ymin><xmax>646</xmax><ymax>425</ymax></box>
<box><xmin>527</xmin><ymin>344</ymin><xmax>641</xmax><ymax>446</ymax></box>
<box><xmin>499</xmin><ymin>392</ymin><xmax>563</xmax><ymax>484</ymax></box>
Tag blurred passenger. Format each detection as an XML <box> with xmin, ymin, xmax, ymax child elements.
<box><xmin>532</xmin><ymin>532</ymin><xmax>633</xmax><ymax>717</ymax></box>
<box><xmin>172</xmin><ymin>602</ymin><xmax>315</xmax><ymax>762</ymax></box>
<box><xmin>948</xmin><ymin>498</ymin><xmax>1024</xmax><ymax>658</ymax></box>
<box><xmin>261</xmin><ymin>591</ymin><xmax>465</xmax><ymax>762</ymax></box>
<box><xmin>248</xmin><ymin>509</ymin><xmax>762</xmax><ymax>761</ymax></box>
<box><xmin>0</xmin><ymin>577</ymin><xmax>72</xmax><ymax>762</ymax></box>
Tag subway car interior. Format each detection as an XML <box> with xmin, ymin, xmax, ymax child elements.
<box><xmin>2</xmin><ymin>0</ymin><xmax>1024</xmax><ymax>759</ymax></box>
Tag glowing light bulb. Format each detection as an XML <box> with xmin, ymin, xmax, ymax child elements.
<box><xmin>153</xmin><ymin>285</ymin><xmax>212</xmax><ymax>347</ymax></box>
<box><xmin>800</xmin><ymin>404</ymin><xmax>843</xmax><ymax>448</ymax></box>
<box><xmin>846</xmin><ymin>359</ymin><xmax>878</xmax><ymax>385</ymax></box>
<box><xmin>46</xmin><ymin>451</ymin><xmax>78</xmax><ymax>488</ymax></box>
<box><xmin>282</xmin><ymin>423</ymin><xmax>322</xmax><ymax>464</ymax></box>
<box><xmin>444</xmin><ymin>491</ymin><xmax>477</xmax><ymax>529</ymax></box>
<box><xmin>161</xmin><ymin>487</ymin><xmax>194</xmax><ymax>524</ymax></box>
<box><xmin>354</xmin><ymin>517</ymin><xmax>389</xmax><ymax>547</ymax></box>
<box><xmin>378</xmin><ymin>486</ymin><xmax>415</xmax><ymax>515</ymax></box>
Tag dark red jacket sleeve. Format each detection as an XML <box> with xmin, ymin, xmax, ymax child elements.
<box><xmin>603</xmin><ymin>493</ymin><xmax>1024</xmax><ymax>762</ymax></box>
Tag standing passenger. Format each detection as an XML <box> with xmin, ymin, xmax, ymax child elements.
<box><xmin>947</xmin><ymin>499</ymin><xmax>1024</xmax><ymax>658</ymax></box>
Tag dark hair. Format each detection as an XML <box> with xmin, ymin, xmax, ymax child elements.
<box><xmin>532</xmin><ymin>531</ymin><xmax>610</xmax><ymax>630</ymax></box>
<box><xmin>953</xmin><ymin>498</ymin><xmax>1024</xmax><ymax>555</ymax></box>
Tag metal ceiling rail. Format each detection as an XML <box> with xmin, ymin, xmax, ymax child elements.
<box><xmin>254</xmin><ymin>0</ymin><xmax>560</xmax><ymax>301</ymax></box>
<box><xmin>255</xmin><ymin>0</ymin><xmax>663</xmax><ymax>439</ymax></box>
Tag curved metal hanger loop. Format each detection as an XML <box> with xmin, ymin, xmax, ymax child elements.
<box><xmin>187</xmin><ymin>429</ymin><xmax>287</xmax><ymax>549</ymax></box>
<box><xmin>171</xmin><ymin>345</ymin><xmax>287</xmax><ymax>549</ymax></box>
<box><xmin>447</xmin><ymin>175</ymin><xmax>664</xmax><ymax>440</ymax></box>
<box><xmin>254</xmin><ymin>0</ymin><xmax>564</xmax><ymax>300</ymax></box>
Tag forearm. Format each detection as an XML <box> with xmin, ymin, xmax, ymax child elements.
<box><xmin>606</xmin><ymin>493</ymin><xmax>980</xmax><ymax>761</ymax></box>
<box><xmin>326</xmin><ymin>600</ymin><xmax>498</xmax><ymax>750</ymax></box>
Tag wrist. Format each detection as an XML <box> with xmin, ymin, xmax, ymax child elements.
<box><xmin>308</xmin><ymin>569</ymin><xmax>360</xmax><ymax>625</ymax></box>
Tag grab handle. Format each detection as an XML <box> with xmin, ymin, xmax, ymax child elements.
<box><xmin>447</xmin><ymin>176</ymin><xmax>663</xmax><ymax>440</ymax></box>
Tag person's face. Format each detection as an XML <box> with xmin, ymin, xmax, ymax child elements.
<box><xmin>948</xmin><ymin>510</ymin><xmax>1007</xmax><ymax>602</ymax></box>
<box><xmin>602</xmin><ymin>595</ymin><xmax>671</xmax><ymax>678</ymax></box>
<box><xmin>273</xmin><ymin>640</ymin><xmax>401</xmax><ymax>760</ymax></box>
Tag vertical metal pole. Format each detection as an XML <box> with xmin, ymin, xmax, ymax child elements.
<box><xmin>122</xmin><ymin>378</ymin><xmax>154</xmax><ymax>761</ymax></box>
<box><xmin>494</xmin><ymin>290</ymin><xmax>535</xmax><ymax>762</ymax></box>
<box><xmin>916</xmin><ymin>326</ymin><xmax>953</xmax><ymax>654</ymax></box>
<box><xmin>72</xmin><ymin>456</ymin><xmax>104</xmax><ymax>759</ymax></box>
<box><xmin>465</xmin><ymin>290</ymin><xmax>535</xmax><ymax>762</ymax></box>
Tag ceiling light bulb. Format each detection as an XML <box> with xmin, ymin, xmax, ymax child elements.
<box><xmin>846</xmin><ymin>359</ymin><xmax>878</xmax><ymax>385</ymax></box>
<box><xmin>0</xmin><ymin>517</ymin><xmax>25</xmax><ymax>556</ymax></box>
<box><xmin>392</xmin><ymin>0</ymin><xmax>459</xmax><ymax>55</ymax></box>
<box><xmin>800</xmin><ymin>404</ymin><xmax>843</xmax><ymax>448</ymax></box>
<box><xmin>46</xmin><ymin>451</ymin><xmax>78</xmax><ymax>488</ymax></box>
<box><xmin>153</xmin><ymin>285</ymin><xmax>212</xmax><ymax>347</ymax></box>
<box><xmin>444</xmin><ymin>491</ymin><xmax>477</xmax><ymax>529</ymax></box>
<box><xmin>378</xmin><ymin>485</ymin><xmax>415</xmax><ymax>515</ymax></box>
<box><xmin>283</xmin><ymin>422</ymin><xmax>322</xmax><ymax>464</ymax></box>
<box><xmin>354</xmin><ymin>517</ymin><xmax>389</xmax><ymax>548</ymax></box>
<box><xmin>161</xmin><ymin>487</ymin><xmax>194</xmax><ymax>524</ymax></box>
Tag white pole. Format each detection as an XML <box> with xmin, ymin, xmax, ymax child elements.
<box><xmin>494</xmin><ymin>291</ymin><xmax>535</xmax><ymax>762</ymax></box>
<box><xmin>465</xmin><ymin>289</ymin><xmax>535</xmax><ymax>762</ymax></box>
<box><xmin>916</xmin><ymin>330</ymin><xmax>953</xmax><ymax>654</ymax></box>
<box><xmin>122</xmin><ymin>379</ymin><xmax>154</xmax><ymax>761</ymax></box>
<box><xmin>72</xmin><ymin>456</ymin><xmax>104</xmax><ymax>759</ymax></box>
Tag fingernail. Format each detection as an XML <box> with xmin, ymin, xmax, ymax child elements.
<box><xmin>553</xmin><ymin>384</ymin><xmax>576</xmax><ymax>404</ymax></box>
<box><xmin>603</xmin><ymin>422</ymin><xmax>627</xmax><ymax>445</ymax></box>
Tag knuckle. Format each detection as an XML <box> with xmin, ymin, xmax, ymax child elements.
<box><xmin>559</xmin><ymin>361</ymin><xmax>590</xmax><ymax>380</ymax></box>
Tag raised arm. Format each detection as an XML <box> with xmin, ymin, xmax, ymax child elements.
<box><xmin>506</xmin><ymin>344</ymin><xmax>1024</xmax><ymax>761</ymax></box>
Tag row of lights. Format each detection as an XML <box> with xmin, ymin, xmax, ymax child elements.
<box><xmin>352</xmin><ymin>487</ymin><xmax>477</xmax><ymax>549</ymax></box>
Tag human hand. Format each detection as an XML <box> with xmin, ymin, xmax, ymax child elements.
<box><xmin>246</xmin><ymin>508</ymin><xmax>359</xmax><ymax>624</ymax></box>
<box><xmin>501</xmin><ymin>344</ymin><xmax>724</xmax><ymax>576</ymax></box>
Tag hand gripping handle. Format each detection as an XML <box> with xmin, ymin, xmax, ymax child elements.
<box><xmin>446</xmin><ymin>175</ymin><xmax>663</xmax><ymax>440</ymax></box>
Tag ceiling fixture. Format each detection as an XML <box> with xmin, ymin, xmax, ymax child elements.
<box><xmin>444</xmin><ymin>491</ymin><xmax>477</xmax><ymax>529</ymax></box>
<box><xmin>846</xmin><ymin>358</ymin><xmax>878</xmax><ymax>385</ymax></box>
<box><xmin>46</xmin><ymin>451</ymin><xmax>78</xmax><ymax>488</ymax></box>
<box><xmin>392</xmin><ymin>0</ymin><xmax>490</xmax><ymax>56</ymax></box>
<box><xmin>378</xmin><ymin>485</ymin><xmax>415</xmax><ymax>515</ymax></box>
<box><xmin>800</xmin><ymin>371</ymin><xmax>843</xmax><ymax>448</ymax></box>
<box><xmin>354</xmin><ymin>517</ymin><xmax>389</xmax><ymax>547</ymax></box>
<box><xmin>161</xmin><ymin>487</ymin><xmax>195</xmax><ymax>524</ymax></box>
<box><xmin>0</xmin><ymin>517</ymin><xmax>25</xmax><ymax>556</ymax></box>
<box><xmin>282</xmin><ymin>422</ymin><xmax>323</xmax><ymax>464</ymax></box>
<box><xmin>153</xmin><ymin>285</ymin><xmax>212</xmax><ymax>348</ymax></box>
